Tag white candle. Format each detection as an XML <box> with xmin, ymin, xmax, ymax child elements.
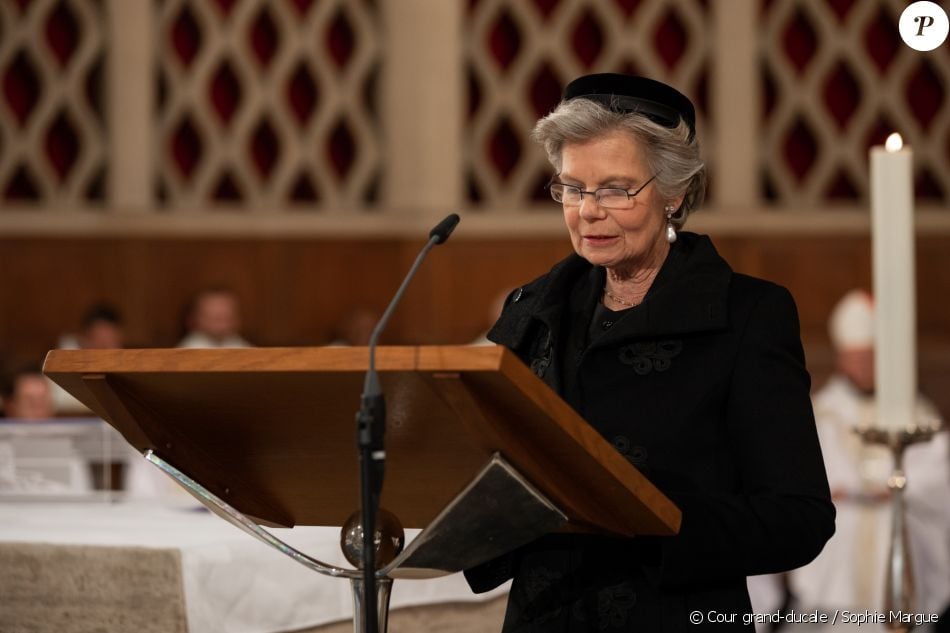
<box><xmin>870</xmin><ymin>133</ymin><xmax>917</xmax><ymax>431</ymax></box>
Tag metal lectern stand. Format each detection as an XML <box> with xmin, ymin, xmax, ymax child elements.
<box><xmin>146</xmin><ymin>450</ymin><xmax>566</xmax><ymax>632</ymax></box>
<box><xmin>44</xmin><ymin>345</ymin><xmax>681</xmax><ymax>633</ymax></box>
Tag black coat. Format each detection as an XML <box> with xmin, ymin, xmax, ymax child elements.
<box><xmin>465</xmin><ymin>232</ymin><xmax>835</xmax><ymax>631</ymax></box>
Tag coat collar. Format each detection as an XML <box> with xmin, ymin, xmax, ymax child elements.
<box><xmin>489</xmin><ymin>232</ymin><xmax>732</xmax><ymax>348</ymax></box>
<box><xmin>626</xmin><ymin>231</ymin><xmax>732</xmax><ymax>337</ymax></box>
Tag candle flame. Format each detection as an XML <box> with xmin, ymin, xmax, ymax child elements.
<box><xmin>885</xmin><ymin>133</ymin><xmax>903</xmax><ymax>152</ymax></box>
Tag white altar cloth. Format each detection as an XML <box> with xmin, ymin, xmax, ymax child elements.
<box><xmin>0</xmin><ymin>501</ymin><xmax>508</xmax><ymax>633</ymax></box>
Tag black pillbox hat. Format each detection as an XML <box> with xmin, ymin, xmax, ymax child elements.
<box><xmin>563</xmin><ymin>73</ymin><xmax>696</xmax><ymax>141</ymax></box>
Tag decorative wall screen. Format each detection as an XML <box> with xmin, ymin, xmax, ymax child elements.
<box><xmin>156</xmin><ymin>0</ymin><xmax>382</xmax><ymax>209</ymax></box>
<box><xmin>760</xmin><ymin>0</ymin><xmax>950</xmax><ymax>206</ymax></box>
<box><xmin>2</xmin><ymin>0</ymin><xmax>950</xmax><ymax>215</ymax></box>
<box><xmin>0</xmin><ymin>0</ymin><xmax>107</xmax><ymax>205</ymax></box>
<box><xmin>463</xmin><ymin>0</ymin><xmax>713</xmax><ymax>208</ymax></box>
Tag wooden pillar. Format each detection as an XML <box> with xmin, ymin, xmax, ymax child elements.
<box><xmin>712</xmin><ymin>0</ymin><xmax>759</xmax><ymax>210</ymax></box>
<box><xmin>381</xmin><ymin>0</ymin><xmax>464</xmax><ymax>215</ymax></box>
<box><xmin>107</xmin><ymin>0</ymin><xmax>153</xmax><ymax>211</ymax></box>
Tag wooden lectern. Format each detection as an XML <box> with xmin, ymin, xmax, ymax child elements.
<box><xmin>44</xmin><ymin>345</ymin><xmax>680</xmax><ymax>632</ymax></box>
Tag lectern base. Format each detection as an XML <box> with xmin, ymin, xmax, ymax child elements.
<box><xmin>144</xmin><ymin>450</ymin><xmax>566</xmax><ymax>632</ymax></box>
<box><xmin>350</xmin><ymin>577</ymin><xmax>393</xmax><ymax>633</ymax></box>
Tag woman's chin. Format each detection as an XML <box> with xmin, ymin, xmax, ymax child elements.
<box><xmin>577</xmin><ymin>245</ymin><xmax>621</xmax><ymax>267</ymax></box>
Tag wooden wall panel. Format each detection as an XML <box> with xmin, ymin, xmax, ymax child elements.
<box><xmin>2</xmin><ymin>233</ymin><xmax>949</xmax><ymax>413</ymax></box>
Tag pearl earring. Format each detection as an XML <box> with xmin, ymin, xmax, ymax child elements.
<box><xmin>665</xmin><ymin>205</ymin><xmax>677</xmax><ymax>243</ymax></box>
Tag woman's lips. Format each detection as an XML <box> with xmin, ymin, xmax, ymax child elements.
<box><xmin>582</xmin><ymin>235</ymin><xmax>618</xmax><ymax>246</ymax></box>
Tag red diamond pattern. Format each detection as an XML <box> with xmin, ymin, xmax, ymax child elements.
<box><xmin>863</xmin><ymin>114</ymin><xmax>899</xmax><ymax>153</ymax></box>
<box><xmin>171</xmin><ymin>116</ymin><xmax>203</xmax><ymax>181</ymax></box>
<box><xmin>2</xmin><ymin>51</ymin><xmax>42</xmax><ymax>128</ymax></box>
<box><xmin>653</xmin><ymin>8</ymin><xmax>688</xmax><ymax>71</ymax></box>
<box><xmin>212</xmin><ymin>170</ymin><xmax>243</xmax><ymax>201</ymax></box>
<box><xmin>250</xmin><ymin>118</ymin><xmax>280</xmax><ymax>180</ymax></box>
<box><xmin>781</xmin><ymin>7</ymin><xmax>818</xmax><ymax>77</ymax></box>
<box><xmin>693</xmin><ymin>64</ymin><xmax>710</xmax><ymax>123</ymax></box>
<box><xmin>905</xmin><ymin>60</ymin><xmax>944</xmax><ymax>129</ymax></box>
<box><xmin>782</xmin><ymin>117</ymin><xmax>818</xmax><ymax>183</ymax></box>
<box><xmin>824</xmin><ymin>168</ymin><xmax>858</xmax><ymax>199</ymax></box>
<box><xmin>44</xmin><ymin>110</ymin><xmax>80</xmax><ymax>182</ymax></box>
<box><xmin>326</xmin><ymin>8</ymin><xmax>356</xmax><ymax>71</ymax></box>
<box><xmin>289</xmin><ymin>172</ymin><xmax>319</xmax><ymax>202</ymax></box>
<box><xmin>362</xmin><ymin>66</ymin><xmax>379</xmax><ymax>118</ymax></box>
<box><xmin>468</xmin><ymin>67</ymin><xmax>482</xmax><ymax>121</ymax></box>
<box><xmin>571</xmin><ymin>9</ymin><xmax>604</xmax><ymax>69</ymax></box>
<box><xmin>467</xmin><ymin>171</ymin><xmax>483</xmax><ymax>203</ymax></box>
<box><xmin>153</xmin><ymin>0</ymin><xmax>384</xmax><ymax>205</ymax></box>
<box><xmin>863</xmin><ymin>5</ymin><xmax>900</xmax><ymax>75</ymax></box>
<box><xmin>85</xmin><ymin>56</ymin><xmax>104</xmax><ymax>124</ymax></box>
<box><xmin>822</xmin><ymin>61</ymin><xmax>861</xmax><ymax>131</ymax></box>
<box><xmin>487</xmin><ymin>117</ymin><xmax>521</xmax><ymax>181</ymax></box>
<box><xmin>915</xmin><ymin>168</ymin><xmax>944</xmax><ymax>200</ymax></box>
<box><xmin>209</xmin><ymin>61</ymin><xmax>242</xmax><ymax>126</ymax></box>
<box><xmin>327</xmin><ymin>119</ymin><xmax>356</xmax><ymax>179</ymax></box>
<box><xmin>466</xmin><ymin>0</ymin><xmax>714</xmax><ymax>205</ymax></box>
<box><xmin>44</xmin><ymin>0</ymin><xmax>80</xmax><ymax>69</ymax></box>
<box><xmin>171</xmin><ymin>6</ymin><xmax>202</xmax><ymax>69</ymax></box>
<box><xmin>487</xmin><ymin>9</ymin><xmax>521</xmax><ymax>73</ymax></box>
<box><xmin>286</xmin><ymin>63</ymin><xmax>318</xmax><ymax>127</ymax></box>
<box><xmin>528</xmin><ymin>62</ymin><xmax>562</xmax><ymax>119</ymax></box>
<box><xmin>0</xmin><ymin>1</ymin><xmax>112</xmax><ymax>204</ymax></box>
<box><xmin>13</xmin><ymin>0</ymin><xmax>945</xmax><ymax>208</ymax></box>
<box><xmin>4</xmin><ymin>165</ymin><xmax>40</xmax><ymax>201</ymax></box>
<box><xmin>761</xmin><ymin>66</ymin><xmax>778</xmax><ymax>118</ymax></box>
<box><xmin>249</xmin><ymin>8</ymin><xmax>280</xmax><ymax>70</ymax></box>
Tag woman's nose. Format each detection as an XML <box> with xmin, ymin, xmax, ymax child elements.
<box><xmin>578</xmin><ymin>193</ymin><xmax>606</xmax><ymax>220</ymax></box>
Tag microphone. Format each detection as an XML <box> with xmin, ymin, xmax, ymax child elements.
<box><xmin>363</xmin><ymin>213</ymin><xmax>460</xmax><ymax>396</ymax></box>
<box><xmin>429</xmin><ymin>213</ymin><xmax>460</xmax><ymax>244</ymax></box>
<box><xmin>355</xmin><ymin>213</ymin><xmax>460</xmax><ymax>633</ymax></box>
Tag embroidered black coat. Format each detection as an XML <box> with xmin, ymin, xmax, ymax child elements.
<box><xmin>464</xmin><ymin>232</ymin><xmax>835</xmax><ymax>631</ymax></box>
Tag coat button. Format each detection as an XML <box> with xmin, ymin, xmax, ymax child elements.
<box><xmin>629</xmin><ymin>446</ymin><xmax>648</xmax><ymax>466</ymax></box>
<box><xmin>612</xmin><ymin>435</ymin><xmax>631</xmax><ymax>453</ymax></box>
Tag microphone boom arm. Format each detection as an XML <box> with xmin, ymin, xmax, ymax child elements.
<box><xmin>355</xmin><ymin>214</ymin><xmax>459</xmax><ymax>633</ymax></box>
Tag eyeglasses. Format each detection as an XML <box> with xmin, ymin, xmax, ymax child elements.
<box><xmin>548</xmin><ymin>174</ymin><xmax>657</xmax><ymax>210</ymax></box>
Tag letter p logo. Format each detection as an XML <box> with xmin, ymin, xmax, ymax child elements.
<box><xmin>915</xmin><ymin>15</ymin><xmax>935</xmax><ymax>36</ymax></box>
<box><xmin>900</xmin><ymin>2</ymin><xmax>949</xmax><ymax>51</ymax></box>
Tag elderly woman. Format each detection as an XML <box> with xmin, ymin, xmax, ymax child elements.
<box><xmin>465</xmin><ymin>74</ymin><xmax>835</xmax><ymax>631</ymax></box>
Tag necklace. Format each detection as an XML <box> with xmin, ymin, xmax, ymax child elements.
<box><xmin>603</xmin><ymin>287</ymin><xmax>642</xmax><ymax>307</ymax></box>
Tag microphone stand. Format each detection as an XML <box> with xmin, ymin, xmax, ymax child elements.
<box><xmin>355</xmin><ymin>214</ymin><xmax>459</xmax><ymax>633</ymax></box>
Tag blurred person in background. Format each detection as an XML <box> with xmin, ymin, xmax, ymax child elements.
<box><xmin>1</xmin><ymin>367</ymin><xmax>54</xmax><ymax>420</ymax></box>
<box><xmin>78</xmin><ymin>304</ymin><xmax>124</xmax><ymax>349</ymax></box>
<box><xmin>53</xmin><ymin>303</ymin><xmax>125</xmax><ymax>414</ymax></box>
<box><xmin>327</xmin><ymin>306</ymin><xmax>379</xmax><ymax>346</ymax></box>
<box><xmin>177</xmin><ymin>286</ymin><xmax>252</xmax><ymax>349</ymax></box>
<box><xmin>789</xmin><ymin>290</ymin><xmax>950</xmax><ymax>631</ymax></box>
<box><xmin>58</xmin><ymin>302</ymin><xmax>125</xmax><ymax>351</ymax></box>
